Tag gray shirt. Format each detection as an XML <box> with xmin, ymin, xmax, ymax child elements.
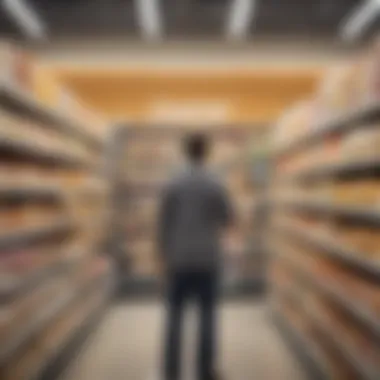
<box><xmin>158</xmin><ymin>164</ymin><xmax>232</xmax><ymax>271</ymax></box>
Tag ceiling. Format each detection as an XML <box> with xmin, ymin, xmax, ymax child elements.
<box><xmin>0</xmin><ymin>0</ymin><xmax>378</xmax><ymax>42</ymax></box>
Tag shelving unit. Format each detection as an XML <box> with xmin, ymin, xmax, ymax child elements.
<box><xmin>0</xmin><ymin>67</ymin><xmax>113</xmax><ymax>379</ymax></box>
<box><xmin>270</xmin><ymin>48</ymin><xmax>380</xmax><ymax>380</ymax></box>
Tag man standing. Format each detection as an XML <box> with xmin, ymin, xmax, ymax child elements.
<box><xmin>158</xmin><ymin>133</ymin><xmax>233</xmax><ymax>380</ymax></box>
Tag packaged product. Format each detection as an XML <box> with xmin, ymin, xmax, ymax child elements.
<box><xmin>0</xmin><ymin>207</ymin><xmax>28</xmax><ymax>233</ymax></box>
<box><xmin>332</xmin><ymin>224</ymin><xmax>380</xmax><ymax>259</ymax></box>
<box><xmin>315</xmin><ymin>63</ymin><xmax>359</xmax><ymax>120</ymax></box>
<box><xmin>0</xmin><ymin>41</ymin><xmax>34</xmax><ymax>90</ymax></box>
<box><xmin>331</xmin><ymin>180</ymin><xmax>380</xmax><ymax>207</ymax></box>
<box><xmin>358</xmin><ymin>35</ymin><xmax>380</xmax><ymax>105</ymax></box>
<box><xmin>341</xmin><ymin>127</ymin><xmax>380</xmax><ymax>161</ymax></box>
<box><xmin>273</xmin><ymin>101</ymin><xmax>313</xmax><ymax>149</ymax></box>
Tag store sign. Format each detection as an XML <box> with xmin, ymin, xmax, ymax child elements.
<box><xmin>148</xmin><ymin>100</ymin><xmax>232</xmax><ymax>124</ymax></box>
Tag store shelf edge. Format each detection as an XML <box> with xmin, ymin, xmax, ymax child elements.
<box><xmin>271</xmin><ymin>308</ymin><xmax>330</xmax><ymax>380</ymax></box>
<box><xmin>279</xmin><ymin>253</ymin><xmax>380</xmax><ymax>340</ymax></box>
<box><xmin>0</xmin><ymin>219</ymin><xmax>73</xmax><ymax>252</ymax></box>
<box><xmin>281</xmin><ymin>159</ymin><xmax>380</xmax><ymax>184</ymax></box>
<box><xmin>0</xmin><ymin>137</ymin><xmax>90</xmax><ymax>168</ymax></box>
<box><xmin>278</xmin><ymin>223</ymin><xmax>380</xmax><ymax>282</ymax></box>
<box><xmin>0</xmin><ymin>273</ymin><xmax>109</xmax><ymax>365</ymax></box>
<box><xmin>276</xmin><ymin>102</ymin><xmax>380</xmax><ymax>158</ymax></box>
<box><xmin>0</xmin><ymin>185</ymin><xmax>62</xmax><ymax>203</ymax></box>
<box><xmin>279</xmin><ymin>198</ymin><xmax>380</xmax><ymax>226</ymax></box>
<box><xmin>0</xmin><ymin>82</ymin><xmax>103</xmax><ymax>151</ymax></box>
<box><xmin>0</xmin><ymin>258</ymin><xmax>69</xmax><ymax>304</ymax></box>
<box><xmin>33</xmin><ymin>281</ymin><xmax>113</xmax><ymax>380</ymax></box>
<box><xmin>308</xmin><ymin>311</ymin><xmax>380</xmax><ymax>380</ymax></box>
<box><xmin>277</xmin><ymin>285</ymin><xmax>379</xmax><ymax>380</ymax></box>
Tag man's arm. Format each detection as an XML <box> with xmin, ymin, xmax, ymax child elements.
<box><xmin>157</xmin><ymin>185</ymin><xmax>175</xmax><ymax>265</ymax></box>
<box><xmin>216</xmin><ymin>183</ymin><xmax>233</xmax><ymax>228</ymax></box>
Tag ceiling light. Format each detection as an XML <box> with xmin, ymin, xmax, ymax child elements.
<box><xmin>226</xmin><ymin>0</ymin><xmax>257</xmax><ymax>40</ymax></box>
<box><xmin>135</xmin><ymin>0</ymin><xmax>163</xmax><ymax>40</ymax></box>
<box><xmin>2</xmin><ymin>0</ymin><xmax>46</xmax><ymax>39</ymax></box>
<box><xmin>340</xmin><ymin>0</ymin><xmax>380</xmax><ymax>41</ymax></box>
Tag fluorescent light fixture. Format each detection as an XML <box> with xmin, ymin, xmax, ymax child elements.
<box><xmin>135</xmin><ymin>0</ymin><xmax>163</xmax><ymax>40</ymax></box>
<box><xmin>227</xmin><ymin>0</ymin><xmax>257</xmax><ymax>39</ymax></box>
<box><xmin>340</xmin><ymin>0</ymin><xmax>380</xmax><ymax>41</ymax></box>
<box><xmin>2</xmin><ymin>0</ymin><xmax>46</xmax><ymax>39</ymax></box>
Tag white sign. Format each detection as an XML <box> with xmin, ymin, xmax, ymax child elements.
<box><xmin>148</xmin><ymin>100</ymin><xmax>232</xmax><ymax>124</ymax></box>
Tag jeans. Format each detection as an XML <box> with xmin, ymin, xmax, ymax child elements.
<box><xmin>164</xmin><ymin>270</ymin><xmax>218</xmax><ymax>380</ymax></box>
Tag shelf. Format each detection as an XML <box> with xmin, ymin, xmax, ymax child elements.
<box><xmin>124</xmin><ymin>126</ymin><xmax>250</xmax><ymax>140</ymax></box>
<box><xmin>277</xmin><ymin>223</ymin><xmax>380</xmax><ymax>282</ymax></box>
<box><xmin>271</xmin><ymin>307</ymin><xmax>330</xmax><ymax>380</ymax></box>
<box><xmin>33</xmin><ymin>279</ymin><xmax>113</xmax><ymax>380</ymax></box>
<box><xmin>0</xmin><ymin>219</ymin><xmax>73</xmax><ymax>252</ymax></box>
<box><xmin>0</xmin><ymin>81</ymin><xmax>103</xmax><ymax>151</ymax></box>
<box><xmin>0</xmin><ymin>273</ymin><xmax>109</xmax><ymax>365</ymax></box>
<box><xmin>282</xmin><ymin>159</ymin><xmax>380</xmax><ymax>183</ymax></box>
<box><xmin>0</xmin><ymin>136</ymin><xmax>91</xmax><ymax>169</ymax></box>
<box><xmin>278</xmin><ymin>253</ymin><xmax>380</xmax><ymax>340</ymax></box>
<box><xmin>276</xmin><ymin>101</ymin><xmax>380</xmax><ymax>158</ymax></box>
<box><xmin>0</xmin><ymin>257</ymin><xmax>69</xmax><ymax>305</ymax></box>
<box><xmin>123</xmin><ymin>182</ymin><xmax>163</xmax><ymax>197</ymax></box>
<box><xmin>0</xmin><ymin>185</ymin><xmax>62</xmax><ymax>204</ymax></box>
<box><xmin>309</xmin><ymin>307</ymin><xmax>379</xmax><ymax>380</ymax></box>
<box><xmin>278</xmin><ymin>198</ymin><xmax>380</xmax><ymax>226</ymax></box>
<box><xmin>277</xmin><ymin>286</ymin><xmax>379</xmax><ymax>380</ymax></box>
<box><xmin>0</xmin><ymin>289</ymin><xmax>76</xmax><ymax>364</ymax></box>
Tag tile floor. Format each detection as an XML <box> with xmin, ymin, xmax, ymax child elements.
<box><xmin>62</xmin><ymin>301</ymin><xmax>306</xmax><ymax>380</ymax></box>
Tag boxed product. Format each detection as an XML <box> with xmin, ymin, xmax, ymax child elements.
<box><xmin>340</xmin><ymin>128</ymin><xmax>380</xmax><ymax>162</ymax></box>
<box><xmin>315</xmin><ymin>63</ymin><xmax>360</xmax><ymax>120</ymax></box>
<box><xmin>331</xmin><ymin>223</ymin><xmax>380</xmax><ymax>260</ymax></box>
<box><xmin>273</xmin><ymin>101</ymin><xmax>314</xmax><ymax>149</ymax></box>
<box><xmin>0</xmin><ymin>41</ymin><xmax>34</xmax><ymax>90</ymax></box>
<box><xmin>330</xmin><ymin>180</ymin><xmax>380</xmax><ymax>207</ymax></box>
<box><xmin>0</xmin><ymin>207</ymin><xmax>27</xmax><ymax>234</ymax></box>
<box><xmin>358</xmin><ymin>36</ymin><xmax>380</xmax><ymax>105</ymax></box>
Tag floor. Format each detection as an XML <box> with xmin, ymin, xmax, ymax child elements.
<box><xmin>62</xmin><ymin>301</ymin><xmax>307</xmax><ymax>380</ymax></box>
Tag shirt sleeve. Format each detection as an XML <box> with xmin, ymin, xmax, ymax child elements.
<box><xmin>157</xmin><ymin>184</ymin><xmax>175</xmax><ymax>260</ymax></box>
<box><xmin>215</xmin><ymin>182</ymin><xmax>233</xmax><ymax>227</ymax></box>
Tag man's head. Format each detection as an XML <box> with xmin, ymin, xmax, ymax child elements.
<box><xmin>184</xmin><ymin>133</ymin><xmax>210</xmax><ymax>164</ymax></box>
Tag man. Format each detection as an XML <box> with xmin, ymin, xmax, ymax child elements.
<box><xmin>158</xmin><ymin>133</ymin><xmax>233</xmax><ymax>380</ymax></box>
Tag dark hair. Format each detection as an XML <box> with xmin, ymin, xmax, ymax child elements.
<box><xmin>184</xmin><ymin>133</ymin><xmax>209</xmax><ymax>163</ymax></box>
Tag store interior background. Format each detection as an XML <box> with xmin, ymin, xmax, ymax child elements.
<box><xmin>1</xmin><ymin>1</ymin><xmax>379</xmax><ymax>380</ymax></box>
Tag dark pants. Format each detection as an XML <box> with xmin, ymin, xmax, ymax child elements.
<box><xmin>164</xmin><ymin>270</ymin><xmax>218</xmax><ymax>380</ymax></box>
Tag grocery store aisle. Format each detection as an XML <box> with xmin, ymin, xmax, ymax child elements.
<box><xmin>62</xmin><ymin>301</ymin><xmax>306</xmax><ymax>380</ymax></box>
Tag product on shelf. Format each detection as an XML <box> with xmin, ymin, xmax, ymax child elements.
<box><xmin>315</xmin><ymin>63</ymin><xmax>361</xmax><ymax>120</ymax></box>
<box><xmin>0</xmin><ymin>41</ymin><xmax>34</xmax><ymax>91</ymax></box>
<box><xmin>332</xmin><ymin>223</ymin><xmax>380</xmax><ymax>260</ymax></box>
<box><xmin>0</xmin><ymin>42</ymin><xmax>110</xmax><ymax>380</ymax></box>
<box><xmin>273</xmin><ymin>101</ymin><xmax>313</xmax><ymax>150</ymax></box>
<box><xmin>330</xmin><ymin>180</ymin><xmax>380</xmax><ymax>207</ymax></box>
<box><xmin>340</xmin><ymin>127</ymin><xmax>380</xmax><ymax>162</ymax></box>
<box><xmin>271</xmin><ymin>36</ymin><xmax>380</xmax><ymax>380</ymax></box>
<box><xmin>359</xmin><ymin>36</ymin><xmax>380</xmax><ymax>105</ymax></box>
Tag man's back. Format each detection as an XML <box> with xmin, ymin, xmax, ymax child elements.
<box><xmin>160</xmin><ymin>133</ymin><xmax>232</xmax><ymax>380</ymax></box>
<box><xmin>159</xmin><ymin>165</ymin><xmax>231</xmax><ymax>271</ymax></box>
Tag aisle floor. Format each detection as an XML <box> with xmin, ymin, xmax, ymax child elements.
<box><xmin>63</xmin><ymin>301</ymin><xmax>306</xmax><ymax>380</ymax></box>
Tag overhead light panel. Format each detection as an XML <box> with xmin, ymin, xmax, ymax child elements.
<box><xmin>135</xmin><ymin>0</ymin><xmax>163</xmax><ymax>40</ymax></box>
<box><xmin>2</xmin><ymin>0</ymin><xmax>46</xmax><ymax>39</ymax></box>
<box><xmin>340</xmin><ymin>0</ymin><xmax>380</xmax><ymax>41</ymax></box>
<box><xmin>227</xmin><ymin>0</ymin><xmax>257</xmax><ymax>40</ymax></box>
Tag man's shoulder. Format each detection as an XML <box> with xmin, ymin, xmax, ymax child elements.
<box><xmin>164</xmin><ymin>166</ymin><xmax>224</xmax><ymax>193</ymax></box>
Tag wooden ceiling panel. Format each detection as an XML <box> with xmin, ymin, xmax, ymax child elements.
<box><xmin>51</xmin><ymin>66</ymin><xmax>321</xmax><ymax>123</ymax></box>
